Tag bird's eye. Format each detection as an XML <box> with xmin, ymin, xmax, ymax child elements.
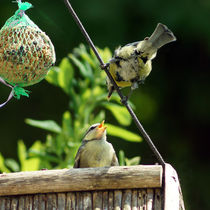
<box><xmin>89</xmin><ymin>126</ymin><xmax>96</xmax><ymax>131</ymax></box>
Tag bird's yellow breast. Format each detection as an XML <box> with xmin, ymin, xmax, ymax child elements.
<box><xmin>137</xmin><ymin>58</ymin><xmax>152</xmax><ymax>79</ymax></box>
<box><xmin>109</xmin><ymin>57</ymin><xmax>152</xmax><ymax>88</ymax></box>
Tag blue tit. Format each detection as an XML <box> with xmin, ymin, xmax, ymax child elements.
<box><xmin>73</xmin><ymin>121</ymin><xmax>119</xmax><ymax>168</ymax></box>
<box><xmin>106</xmin><ymin>23</ymin><xmax>176</xmax><ymax>99</ymax></box>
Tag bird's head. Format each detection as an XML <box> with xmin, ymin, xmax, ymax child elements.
<box><xmin>83</xmin><ymin>120</ymin><xmax>107</xmax><ymax>141</ymax></box>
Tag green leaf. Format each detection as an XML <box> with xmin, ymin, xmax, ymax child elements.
<box><xmin>46</xmin><ymin>66</ymin><xmax>59</xmax><ymax>86</ymax></box>
<box><xmin>18</xmin><ymin>140</ymin><xmax>42</xmax><ymax>171</ymax></box>
<box><xmin>69</xmin><ymin>54</ymin><xmax>90</xmax><ymax>78</ymax></box>
<box><xmin>81</xmin><ymin>52</ymin><xmax>96</xmax><ymax>69</ymax></box>
<box><xmin>106</xmin><ymin>123</ymin><xmax>142</xmax><ymax>142</ymax></box>
<box><xmin>5</xmin><ymin>159</ymin><xmax>20</xmax><ymax>172</ymax></box>
<box><xmin>58</xmin><ymin>57</ymin><xmax>74</xmax><ymax>93</ymax></box>
<box><xmin>24</xmin><ymin>141</ymin><xmax>42</xmax><ymax>171</ymax></box>
<box><xmin>18</xmin><ymin>140</ymin><xmax>27</xmax><ymax>171</ymax></box>
<box><xmin>96</xmin><ymin>47</ymin><xmax>112</xmax><ymax>63</ymax></box>
<box><xmin>0</xmin><ymin>153</ymin><xmax>10</xmax><ymax>173</ymax></box>
<box><xmin>118</xmin><ymin>150</ymin><xmax>125</xmax><ymax>166</ymax></box>
<box><xmin>102</xmin><ymin>102</ymin><xmax>132</xmax><ymax>126</ymax></box>
<box><xmin>62</xmin><ymin>111</ymin><xmax>74</xmax><ymax>138</ymax></box>
<box><xmin>25</xmin><ymin>119</ymin><xmax>61</xmax><ymax>133</ymax></box>
<box><xmin>125</xmin><ymin>156</ymin><xmax>141</xmax><ymax>166</ymax></box>
<box><xmin>28</xmin><ymin>141</ymin><xmax>43</xmax><ymax>158</ymax></box>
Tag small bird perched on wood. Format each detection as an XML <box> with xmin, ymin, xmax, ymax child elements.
<box><xmin>73</xmin><ymin>121</ymin><xmax>119</xmax><ymax>168</ymax></box>
<box><xmin>106</xmin><ymin>23</ymin><xmax>176</xmax><ymax>99</ymax></box>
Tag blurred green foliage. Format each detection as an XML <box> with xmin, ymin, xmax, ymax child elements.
<box><xmin>0</xmin><ymin>44</ymin><xmax>141</xmax><ymax>172</ymax></box>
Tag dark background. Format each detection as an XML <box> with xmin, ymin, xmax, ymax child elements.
<box><xmin>1</xmin><ymin>0</ymin><xmax>210</xmax><ymax>209</ymax></box>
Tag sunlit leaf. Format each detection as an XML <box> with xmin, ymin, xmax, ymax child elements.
<box><xmin>62</xmin><ymin>111</ymin><xmax>74</xmax><ymax>138</ymax></box>
<box><xmin>18</xmin><ymin>140</ymin><xmax>27</xmax><ymax>171</ymax></box>
<box><xmin>58</xmin><ymin>57</ymin><xmax>74</xmax><ymax>93</ymax></box>
<box><xmin>19</xmin><ymin>140</ymin><xmax>42</xmax><ymax>171</ymax></box>
<box><xmin>45</xmin><ymin>66</ymin><xmax>59</xmax><ymax>86</ymax></box>
<box><xmin>125</xmin><ymin>156</ymin><xmax>141</xmax><ymax>166</ymax></box>
<box><xmin>81</xmin><ymin>52</ymin><xmax>96</xmax><ymax>69</ymax></box>
<box><xmin>106</xmin><ymin>123</ymin><xmax>142</xmax><ymax>142</ymax></box>
<box><xmin>102</xmin><ymin>102</ymin><xmax>131</xmax><ymax>126</ymax></box>
<box><xmin>118</xmin><ymin>150</ymin><xmax>125</xmax><ymax>166</ymax></box>
<box><xmin>25</xmin><ymin>119</ymin><xmax>61</xmax><ymax>133</ymax></box>
<box><xmin>97</xmin><ymin>47</ymin><xmax>112</xmax><ymax>63</ymax></box>
<box><xmin>0</xmin><ymin>153</ymin><xmax>10</xmax><ymax>173</ymax></box>
<box><xmin>28</xmin><ymin>141</ymin><xmax>43</xmax><ymax>157</ymax></box>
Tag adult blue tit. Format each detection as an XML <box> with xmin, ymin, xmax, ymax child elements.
<box><xmin>106</xmin><ymin>23</ymin><xmax>176</xmax><ymax>99</ymax></box>
<box><xmin>73</xmin><ymin>121</ymin><xmax>119</xmax><ymax>168</ymax></box>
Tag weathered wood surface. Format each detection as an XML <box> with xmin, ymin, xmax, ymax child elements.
<box><xmin>0</xmin><ymin>189</ymin><xmax>162</xmax><ymax>210</ymax></box>
<box><xmin>0</xmin><ymin>165</ymin><xmax>162</xmax><ymax>196</ymax></box>
<box><xmin>164</xmin><ymin>163</ymin><xmax>185</xmax><ymax>210</ymax></box>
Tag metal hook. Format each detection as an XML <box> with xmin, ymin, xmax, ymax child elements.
<box><xmin>0</xmin><ymin>78</ymin><xmax>14</xmax><ymax>108</ymax></box>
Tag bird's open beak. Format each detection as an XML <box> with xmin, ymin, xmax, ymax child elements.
<box><xmin>97</xmin><ymin>120</ymin><xmax>107</xmax><ymax>132</ymax></box>
<box><xmin>95</xmin><ymin>120</ymin><xmax>107</xmax><ymax>139</ymax></box>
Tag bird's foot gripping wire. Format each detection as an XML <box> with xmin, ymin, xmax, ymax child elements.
<box><xmin>120</xmin><ymin>95</ymin><xmax>128</xmax><ymax>105</ymax></box>
<box><xmin>100</xmin><ymin>63</ymin><xmax>109</xmax><ymax>70</ymax></box>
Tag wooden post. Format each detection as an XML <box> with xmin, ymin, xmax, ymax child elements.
<box><xmin>0</xmin><ymin>164</ymin><xmax>185</xmax><ymax>210</ymax></box>
<box><xmin>0</xmin><ymin>165</ymin><xmax>162</xmax><ymax>196</ymax></box>
<box><xmin>164</xmin><ymin>164</ymin><xmax>185</xmax><ymax>210</ymax></box>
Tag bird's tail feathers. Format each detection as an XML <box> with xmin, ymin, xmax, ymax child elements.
<box><xmin>148</xmin><ymin>23</ymin><xmax>176</xmax><ymax>49</ymax></box>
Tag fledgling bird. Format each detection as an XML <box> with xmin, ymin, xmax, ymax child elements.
<box><xmin>106</xmin><ymin>23</ymin><xmax>176</xmax><ymax>99</ymax></box>
<box><xmin>73</xmin><ymin>121</ymin><xmax>119</xmax><ymax>168</ymax></box>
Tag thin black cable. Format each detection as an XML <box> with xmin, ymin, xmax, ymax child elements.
<box><xmin>64</xmin><ymin>0</ymin><xmax>165</xmax><ymax>166</ymax></box>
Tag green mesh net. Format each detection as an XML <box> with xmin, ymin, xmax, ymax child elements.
<box><xmin>0</xmin><ymin>0</ymin><xmax>56</xmax><ymax>107</ymax></box>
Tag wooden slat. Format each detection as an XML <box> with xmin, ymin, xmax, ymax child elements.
<box><xmin>66</xmin><ymin>192</ymin><xmax>76</xmax><ymax>210</ymax></box>
<box><xmin>76</xmin><ymin>192</ymin><xmax>83</xmax><ymax>210</ymax></box>
<box><xmin>33</xmin><ymin>194</ymin><xmax>39</xmax><ymax>210</ymax></box>
<box><xmin>57</xmin><ymin>193</ymin><xmax>66</xmax><ymax>210</ymax></box>
<box><xmin>11</xmin><ymin>197</ymin><xmax>18</xmax><ymax>210</ymax></box>
<box><xmin>25</xmin><ymin>195</ymin><xmax>33</xmax><ymax>210</ymax></box>
<box><xmin>114</xmin><ymin>190</ymin><xmax>122</xmax><ymax>210</ymax></box>
<box><xmin>122</xmin><ymin>190</ymin><xmax>132</xmax><ymax>210</ymax></box>
<box><xmin>38</xmin><ymin>194</ymin><xmax>46</xmax><ymax>210</ymax></box>
<box><xmin>102</xmin><ymin>191</ymin><xmax>108</xmax><ymax>210</ymax></box>
<box><xmin>93</xmin><ymin>191</ymin><xmax>103</xmax><ymax>210</ymax></box>
<box><xmin>131</xmin><ymin>190</ymin><xmax>138</xmax><ymax>210</ymax></box>
<box><xmin>138</xmin><ymin>189</ymin><xmax>147</xmax><ymax>210</ymax></box>
<box><xmin>108</xmin><ymin>191</ymin><xmax>114</xmax><ymax>209</ymax></box>
<box><xmin>154</xmin><ymin>189</ymin><xmax>162</xmax><ymax>210</ymax></box>
<box><xmin>0</xmin><ymin>165</ymin><xmax>162</xmax><ymax>196</ymax></box>
<box><xmin>147</xmin><ymin>189</ymin><xmax>154</xmax><ymax>210</ymax></box>
<box><xmin>0</xmin><ymin>189</ymin><xmax>164</xmax><ymax>210</ymax></box>
<box><xmin>46</xmin><ymin>194</ymin><xmax>56</xmax><ymax>210</ymax></box>
<box><xmin>18</xmin><ymin>196</ymin><xmax>24</xmax><ymax>210</ymax></box>
<box><xmin>83</xmin><ymin>192</ymin><xmax>92</xmax><ymax>210</ymax></box>
<box><xmin>0</xmin><ymin>196</ymin><xmax>6</xmax><ymax>210</ymax></box>
<box><xmin>5</xmin><ymin>197</ymin><xmax>11</xmax><ymax>210</ymax></box>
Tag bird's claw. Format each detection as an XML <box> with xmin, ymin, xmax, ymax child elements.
<box><xmin>100</xmin><ymin>63</ymin><xmax>109</xmax><ymax>70</ymax></box>
<box><xmin>121</xmin><ymin>95</ymin><xmax>128</xmax><ymax>105</ymax></box>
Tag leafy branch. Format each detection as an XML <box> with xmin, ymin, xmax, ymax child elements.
<box><xmin>0</xmin><ymin>44</ymin><xmax>141</xmax><ymax>172</ymax></box>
